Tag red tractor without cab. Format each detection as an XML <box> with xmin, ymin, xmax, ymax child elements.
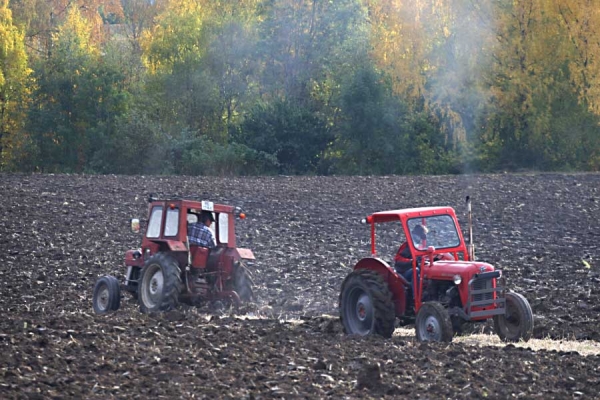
<box><xmin>339</xmin><ymin>198</ymin><xmax>534</xmax><ymax>342</ymax></box>
<box><xmin>92</xmin><ymin>197</ymin><xmax>255</xmax><ymax>314</ymax></box>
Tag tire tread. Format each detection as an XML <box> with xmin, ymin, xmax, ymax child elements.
<box><xmin>139</xmin><ymin>252</ymin><xmax>183</xmax><ymax>313</ymax></box>
<box><xmin>493</xmin><ymin>292</ymin><xmax>534</xmax><ymax>342</ymax></box>
<box><xmin>339</xmin><ymin>269</ymin><xmax>396</xmax><ymax>338</ymax></box>
<box><xmin>92</xmin><ymin>275</ymin><xmax>121</xmax><ymax>314</ymax></box>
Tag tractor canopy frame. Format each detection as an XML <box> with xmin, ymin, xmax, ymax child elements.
<box><xmin>362</xmin><ymin>206</ymin><xmax>471</xmax><ymax>312</ymax></box>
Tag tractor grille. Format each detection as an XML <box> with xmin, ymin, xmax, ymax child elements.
<box><xmin>472</xmin><ymin>278</ymin><xmax>494</xmax><ymax>304</ymax></box>
<box><xmin>466</xmin><ymin>272</ymin><xmax>505</xmax><ymax>318</ymax></box>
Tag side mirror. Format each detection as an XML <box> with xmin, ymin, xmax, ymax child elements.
<box><xmin>427</xmin><ymin>246</ymin><xmax>436</xmax><ymax>253</ymax></box>
<box><xmin>131</xmin><ymin>218</ymin><xmax>140</xmax><ymax>233</ymax></box>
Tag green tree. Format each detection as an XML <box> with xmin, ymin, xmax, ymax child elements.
<box><xmin>140</xmin><ymin>0</ymin><xmax>261</xmax><ymax>140</ymax></box>
<box><xmin>332</xmin><ymin>63</ymin><xmax>456</xmax><ymax>175</ymax></box>
<box><xmin>237</xmin><ymin>99</ymin><xmax>332</xmax><ymax>174</ymax></box>
<box><xmin>22</xmin><ymin>5</ymin><xmax>130</xmax><ymax>172</ymax></box>
<box><xmin>256</xmin><ymin>0</ymin><xmax>367</xmax><ymax>105</ymax></box>
<box><xmin>333</xmin><ymin>64</ymin><xmax>407</xmax><ymax>175</ymax></box>
<box><xmin>0</xmin><ymin>0</ymin><xmax>31</xmax><ymax>169</ymax></box>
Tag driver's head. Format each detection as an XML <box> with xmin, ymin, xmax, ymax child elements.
<box><xmin>412</xmin><ymin>224</ymin><xmax>428</xmax><ymax>242</ymax></box>
<box><xmin>200</xmin><ymin>211</ymin><xmax>215</xmax><ymax>226</ymax></box>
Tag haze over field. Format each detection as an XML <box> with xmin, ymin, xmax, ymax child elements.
<box><xmin>0</xmin><ymin>0</ymin><xmax>599</xmax><ymax>175</ymax></box>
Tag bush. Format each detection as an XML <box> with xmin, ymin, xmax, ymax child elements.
<box><xmin>171</xmin><ymin>133</ymin><xmax>278</xmax><ymax>176</ymax></box>
<box><xmin>236</xmin><ymin>100</ymin><xmax>333</xmax><ymax>174</ymax></box>
<box><xmin>87</xmin><ymin>111</ymin><xmax>171</xmax><ymax>175</ymax></box>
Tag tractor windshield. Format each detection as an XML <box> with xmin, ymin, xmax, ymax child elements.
<box><xmin>407</xmin><ymin>214</ymin><xmax>460</xmax><ymax>250</ymax></box>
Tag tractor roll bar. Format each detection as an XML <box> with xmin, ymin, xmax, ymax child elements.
<box><xmin>466</xmin><ymin>196</ymin><xmax>475</xmax><ymax>260</ymax></box>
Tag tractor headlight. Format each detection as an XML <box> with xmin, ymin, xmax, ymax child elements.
<box><xmin>453</xmin><ymin>275</ymin><xmax>462</xmax><ymax>285</ymax></box>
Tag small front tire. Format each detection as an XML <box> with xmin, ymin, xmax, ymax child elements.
<box><xmin>92</xmin><ymin>275</ymin><xmax>121</xmax><ymax>314</ymax></box>
<box><xmin>494</xmin><ymin>292</ymin><xmax>534</xmax><ymax>342</ymax></box>
<box><xmin>415</xmin><ymin>302</ymin><xmax>453</xmax><ymax>342</ymax></box>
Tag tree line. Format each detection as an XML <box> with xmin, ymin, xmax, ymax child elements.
<box><xmin>0</xmin><ymin>0</ymin><xmax>599</xmax><ymax>175</ymax></box>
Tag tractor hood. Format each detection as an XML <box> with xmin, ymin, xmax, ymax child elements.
<box><xmin>424</xmin><ymin>260</ymin><xmax>497</xmax><ymax>281</ymax></box>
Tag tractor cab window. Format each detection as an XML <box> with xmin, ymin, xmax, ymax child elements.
<box><xmin>164</xmin><ymin>207</ymin><xmax>179</xmax><ymax>236</ymax></box>
<box><xmin>371</xmin><ymin>222</ymin><xmax>401</xmax><ymax>264</ymax></box>
<box><xmin>218</xmin><ymin>213</ymin><xmax>228</xmax><ymax>244</ymax></box>
<box><xmin>187</xmin><ymin>213</ymin><xmax>198</xmax><ymax>225</ymax></box>
<box><xmin>147</xmin><ymin>206</ymin><xmax>163</xmax><ymax>238</ymax></box>
<box><xmin>207</xmin><ymin>213</ymin><xmax>216</xmax><ymax>238</ymax></box>
<box><xmin>407</xmin><ymin>215</ymin><xmax>460</xmax><ymax>250</ymax></box>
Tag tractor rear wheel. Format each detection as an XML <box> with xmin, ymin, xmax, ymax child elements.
<box><xmin>415</xmin><ymin>302</ymin><xmax>453</xmax><ymax>342</ymax></box>
<box><xmin>233</xmin><ymin>262</ymin><xmax>254</xmax><ymax>302</ymax></box>
<box><xmin>493</xmin><ymin>292</ymin><xmax>534</xmax><ymax>342</ymax></box>
<box><xmin>138</xmin><ymin>253</ymin><xmax>183</xmax><ymax>313</ymax></box>
<box><xmin>92</xmin><ymin>275</ymin><xmax>121</xmax><ymax>314</ymax></box>
<box><xmin>339</xmin><ymin>269</ymin><xmax>395</xmax><ymax>338</ymax></box>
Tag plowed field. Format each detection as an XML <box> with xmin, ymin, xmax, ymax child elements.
<box><xmin>1</xmin><ymin>173</ymin><xmax>599</xmax><ymax>398</ymax></box>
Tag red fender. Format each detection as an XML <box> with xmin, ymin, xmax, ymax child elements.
<box><xmin>354</xmin><ymin>257</ymin><xmax>408</xmax><ymax>317</ymax></box>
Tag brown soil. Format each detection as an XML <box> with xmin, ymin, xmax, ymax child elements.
<box><xmin>1</xmin><ymin>172</ymin><xmax>599</xmax><ymax>399</ymax></box>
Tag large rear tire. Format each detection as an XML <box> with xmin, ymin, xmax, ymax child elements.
<box><xmin>233</xmin><ymin>262</ymin><xmax>254</xmax><ymax>302</ymax></box>
<box><xmin>493</xmin><ymin>292</ymin><xmax>534</xmax><ymax>342</ymax></box>
<box><xmin>339</xmin><ymin>269</ymin><xmax>396</xmax><ymax>338</ymax></box>
<box><xmin>138</xmin><ymin>253</ymin><xmax>183</xmax><ymax>313</ymax></box>
<box><xmin>92</xmin><ymin>275</ymin><xmax>121</xmax><ymax>314</ymax></box>
<box><xmin>415</xmin><ymin>302</ymin><xmax>453</xmax><ymax>342</ymax></box>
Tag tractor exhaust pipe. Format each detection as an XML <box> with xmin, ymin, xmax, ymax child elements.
<box><xmin>466</xmin><ymin>196</ymin><xmax>475</xmax><ymax>260</ymax></box>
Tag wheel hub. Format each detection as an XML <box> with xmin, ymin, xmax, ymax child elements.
<box><xmin>149</xmin><ymin>271</ymin><xmax>164</xmax><ymax>296</ymax></box>
<box><xmin>356</xmin><ymin>293</ymin><xmax>371</xmax><ymax>322</ymax></box>
<box><xmin>97</xmin><ymin>286</ymin><xmax>109</xmax><ymax>310</ymax></box>
<box><xmin>142</xmin><ymin>265</ymin><xmax>164</xmax><ymax>308</ymax></box>
<box><xmin>505</xmin><ymin>305</ymin><xmax>520</xmax><ymax>330</ymax></box>
<box><xmin>345</xmin><ymin>288</ymin><xmax>374</xmax><ymax>336</ymax></box>
<box><xmin>423</xmin><ymin>316</ymin><xmax>441</xmax><ymax>341</ymax></box>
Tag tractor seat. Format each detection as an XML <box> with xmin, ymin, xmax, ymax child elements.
<box><xmin>190</xmin><ymin>246</ymin><xmax>210</xmax><ymax>267</ymax></box>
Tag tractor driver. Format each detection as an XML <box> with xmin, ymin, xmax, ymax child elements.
<box><xmin>188</xmin><ymin>210</ymin><xmax>216</xmax><ymax>248</ymax></box>
<box><xmin>394</xmin><ymin>224</ymin><xmax>428</xmax><ymax>288</ymax></box>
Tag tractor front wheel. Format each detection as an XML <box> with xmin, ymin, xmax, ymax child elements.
<box><xmin>92</xmin><ymin>275</ymin><xmax>121</xmax><ymax>314</ymax></box>
<box><xmin>339</xmin><ymin>269</ymin><xmax>395</xmax><ymax>338</ymax></box>
<box><xmin>233</xmin><ymin>262</ymin><xmax>254</xmax><ymax>302</ymax></box>
<box><xmin>138</xmin><ymin>253</ymin><xmax>183</xmax><ymax>313</ymax></box>
<box><xmin>415</xmin><ymin>302</ymin><xmax>453</xmax><ymax>342</ymax></box>
<box><xmin>493</xmin><ymin>292</ymin><xmax>534</xmax><ymax>342</ymax></box>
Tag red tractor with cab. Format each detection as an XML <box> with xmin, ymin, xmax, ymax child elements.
<box><xmin>339</xmin><ymin>198</ymin><xmax>534</xmax><ymax>342</ymax></box>
<box><xmin>92</xmin><ymin>196</ymin><xmax>255</xmax><ymax>314</ymax></box>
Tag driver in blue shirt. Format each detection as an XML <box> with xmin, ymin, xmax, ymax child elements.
<box><xmin>188</xmin><ymin>211</ymin><xmax>216</xmax><ymax>248</ymax></box>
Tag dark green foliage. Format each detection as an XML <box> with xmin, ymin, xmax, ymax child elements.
<box><xmin>237</xmin><ymin>100</ymin><xmax>333</xmax><ymax>174</ymax></box>
<box><xmin>24</xmin><ymin>59</ymin><xmax>130</xmax><ymax>172</ymax></box>
<box><xmin>476</xmin><ymin>68</ymin><xmax>600</xmax><ymax>172</ymax></box>
<box><xmin>331</xmin><ymin>64</ymin><xmax>459</xmax><ymax>175</ymax></box>
<box><xmin>87</xmin><ymin>110</ymin><xmax>170</xmax><ymax>175</ymax></box>
<box><xmin>21</xmin><ymin>23</ymin><xmax>131</xmax><ymax>173</ymax></box>
<box><xmin>171</xmin><ymin>131</ymin><xmax>278</xmax><ymax>176</ymax></box>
